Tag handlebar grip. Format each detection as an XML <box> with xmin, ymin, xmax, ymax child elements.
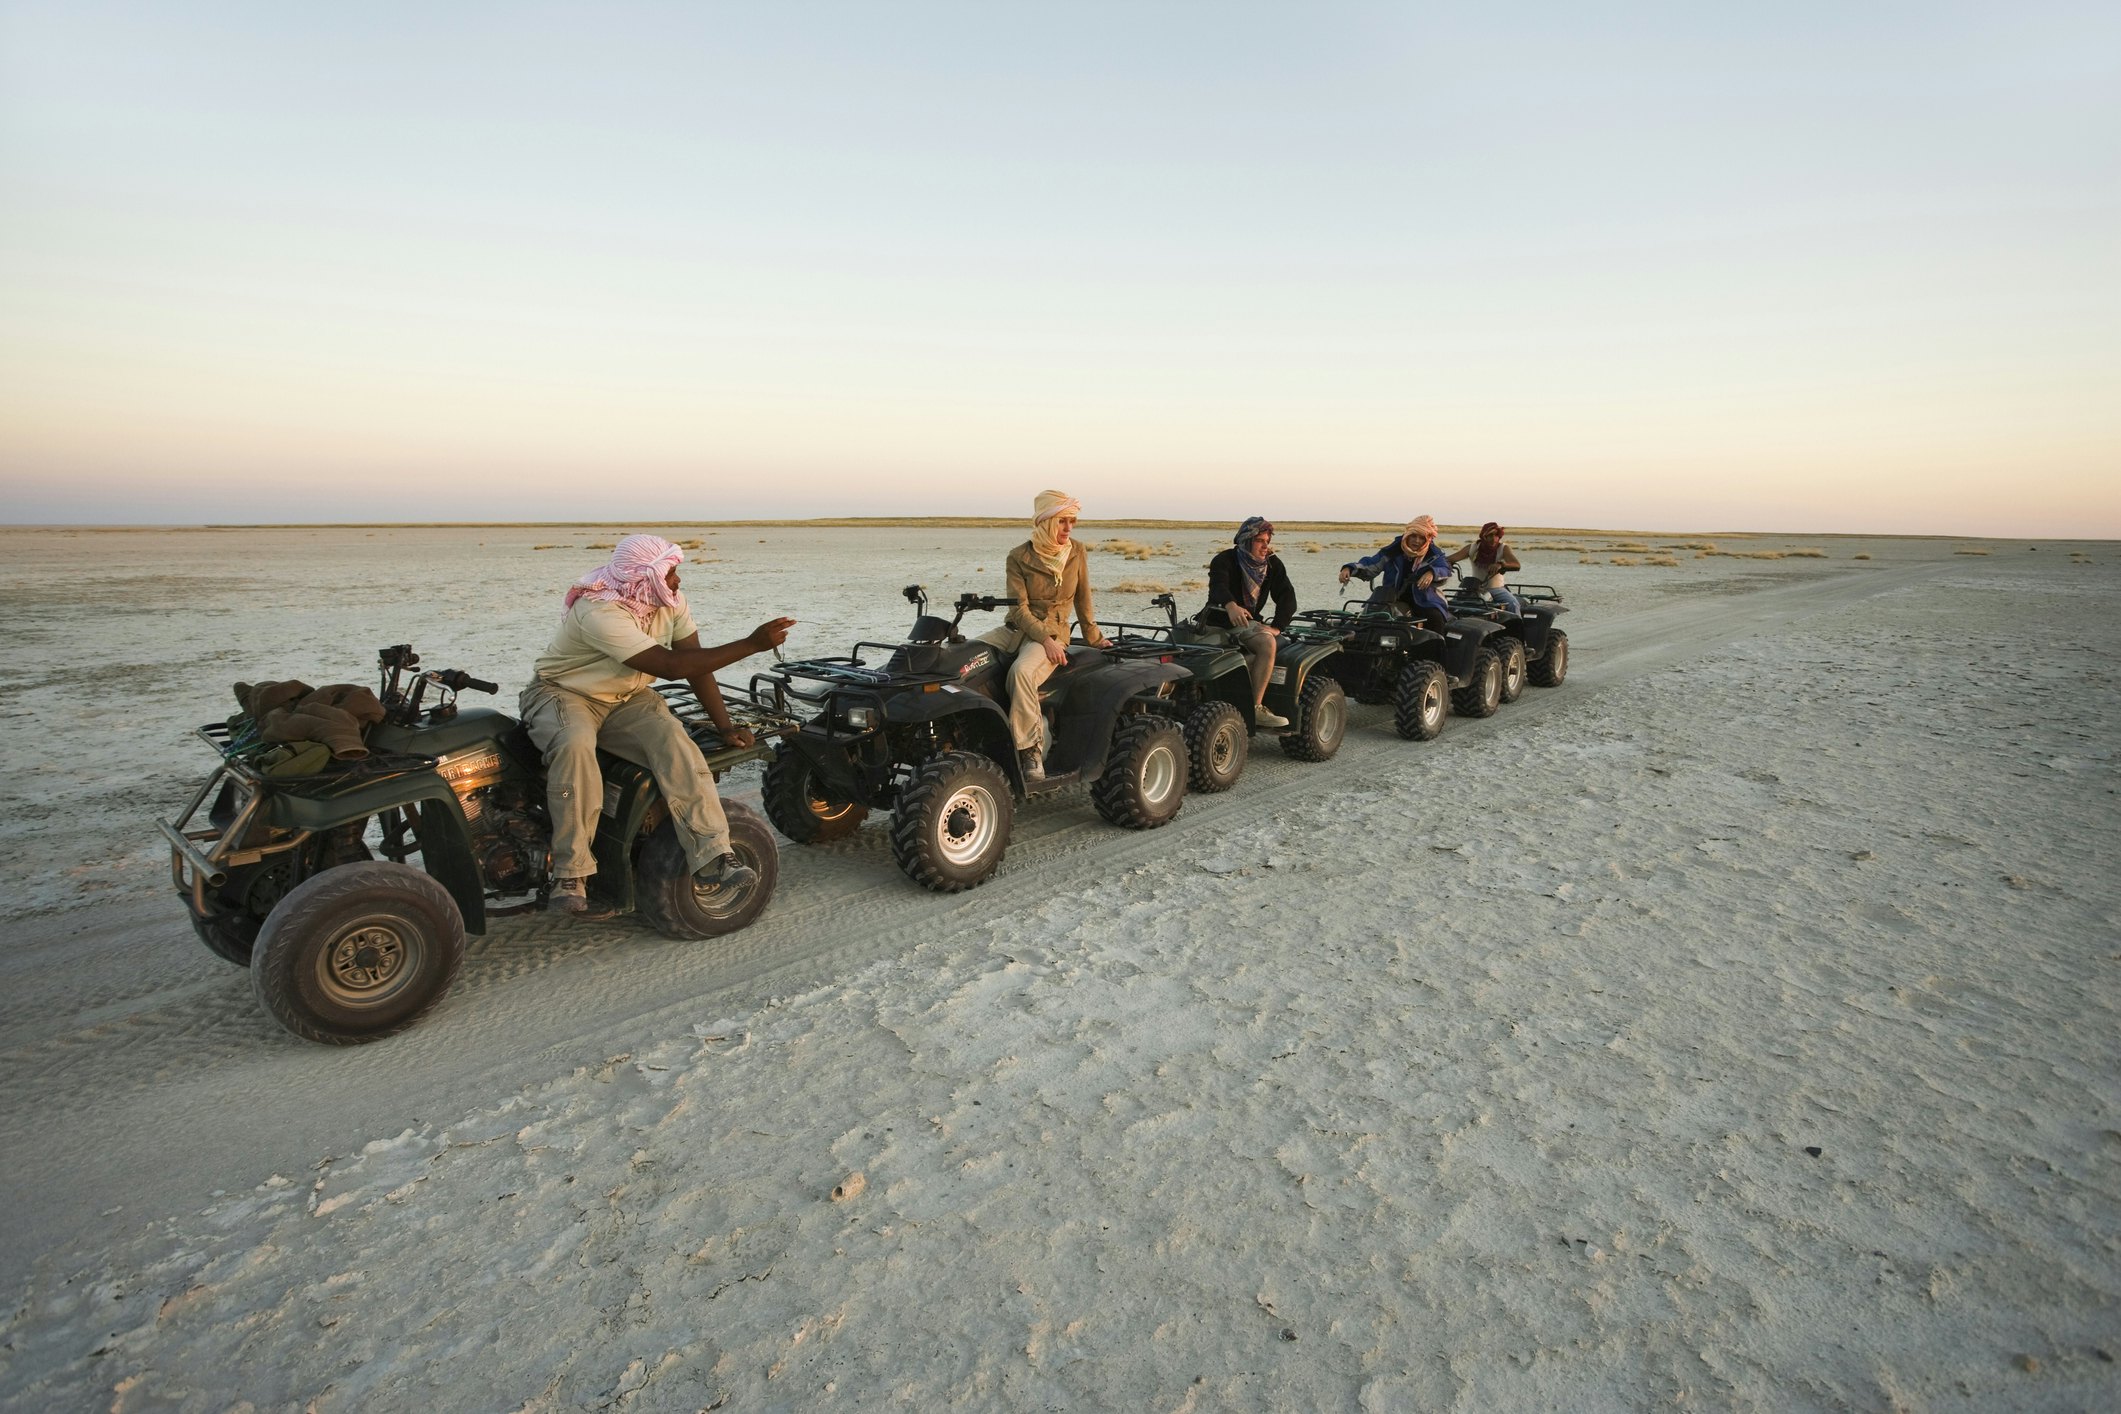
<box><xmin>464</xmin><ymin>676</ymin><xmax>499</xmax><ymax>695</ymax></box>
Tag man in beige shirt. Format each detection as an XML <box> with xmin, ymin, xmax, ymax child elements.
<box><xmin>522</xmin><ymin>534</ymin><xmax>794</xmax><ymax>917</ymax></box>
<box><xmin>977</xmin><ymin>490</ymin><xmax>1108</xmax><ymax>782</ymax></box>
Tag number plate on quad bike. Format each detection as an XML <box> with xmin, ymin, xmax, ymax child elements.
<box><xmin>1270</xmin><ymin>667</ymin><xmax>1288</xmax><ymax>685</ymax></box>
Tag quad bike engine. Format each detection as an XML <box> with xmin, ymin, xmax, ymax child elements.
<box><xmin>457</xmin><ymin>779</ymin><xmax>550</xmax><ymax>896</ymax></box>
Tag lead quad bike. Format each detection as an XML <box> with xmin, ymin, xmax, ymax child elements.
<box><xmin>1094</xmin><ymin>592</ymin><xmax>1347</xmax><ymax>792</ymax></box>
<box><xmin>1287</xmin><ymin>589</ymin><xmax>1510</xmax><ymax>741</ymax></box>
<box><xmin>757</xmin><ymin>587</ymin><xmax>1190</xmax><ymax>892</ymax></box>
<box><xmin>1444</xmin><ymin>581</ymin><xmax>1570</xmax><ymax>700</ymax></box>
<box><xmin>160</xmin><ymin>644</ymin><xmax>796</xmax><ymax>1045</ymax></box>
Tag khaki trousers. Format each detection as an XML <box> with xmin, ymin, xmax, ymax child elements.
<box><xmin>978</xmin><ymin>629</ymin><xmax>1059</xmax><ymax>751</ymax></box>
<box><xmin>1230</xmin><ymin>620</ymin><xmax>1276</xmax><ymax>702</ymax></box>
<box><xmin>520</xmin><ymin>680</ymin><xmax>731</xmax><ymax>881</ymax></box>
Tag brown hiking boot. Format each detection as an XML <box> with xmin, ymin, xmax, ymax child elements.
<box><xmin>550</xmin><ymin>877</ymin><xmax>614</xmax><ymax>921</ymax></box>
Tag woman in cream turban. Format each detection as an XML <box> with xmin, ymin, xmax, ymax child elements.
<box><xmin>979</xmin><ymin>490</ymin><xmax>1109</xmax><ymax>782</ymax></box>
<box><xmin>1338</xmin><ymin>515</ymin><xmax>1456</xmax><ymax>627</ymax></box>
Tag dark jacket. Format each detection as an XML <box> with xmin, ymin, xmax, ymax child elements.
<box><xmin>1203</xmin><ymin>548</ymin><xmax>1296</xmax><ymax>629</ymax></box>
<box><xmin>1344</xmin><ymin>539</ymin><xmax>1454</xmax><ymax>621</ymax></box>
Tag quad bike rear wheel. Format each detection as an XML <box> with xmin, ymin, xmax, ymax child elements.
<box><xmin>762</xmin><ymin>746</ymin><xmax>870</xmax><ymax>843</ymax></box>
<box><xmin>890</xmin><ymin>750</ymin><xmax>1014</xmax><ymax>892</ymax></box>
<box><xmin>1497</xmin><ymin>637</ymin><xmax>1528</xmax><ymax>704</ymax></box>
<box><xmin>1279</xmin><ymin>674</ymin><xmax>1346</xmax><ymax>763</ymax></box>
<box><xmin>1452</xmin><ymin>646</ymin><xmax>1503</xmax><ymax>718</ymax></box>
<box><xmin>1393</xmin><ymin>661</ymin><xmax>1448</xmax><ymax>741</ymax></box>
<box><xmin>638</xmin><ymin>800</ymin><xmax>780</xmax><ymax>939</ymax></box>
<box><xmin>250</xmin><ymin>861</ymin><xmax>465</xmax><ymax>1045</ymax></box>
<box><xmin>1093</xmin><ymin>716</ymin><xmax>1188</xmax><ymax>829</ymax></box>
<box><xmin>1184</xmin><ymin>700</ymin><xmax>1248</xmax><ymax>793</ymax></box>
<box><xmin>1529</xmin><ymin>629</ymin><xmax>1569</xmax><ymax>686</ymax></box>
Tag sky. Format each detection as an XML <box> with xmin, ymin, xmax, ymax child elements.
<box><xmin>1</xmin><ymin>2</ymin><xmax>2115</xmax><ymax>535</ymax></box>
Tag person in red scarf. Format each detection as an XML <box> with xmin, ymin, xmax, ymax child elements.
<box><xmin>523</xmin><ymin>534</ymin><xmax>794</xmax><ymax>918</ymax></box>
<box><xmin>1448</xmin><ymin>522</ymin><xmax>1523</xmax><ymax>612</ymax></box>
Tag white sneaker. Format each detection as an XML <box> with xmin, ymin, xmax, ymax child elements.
<box><xmin>1254</xmin><ymin>706</ymin><xmax>1290</xmax><ymax>729</ymax></box>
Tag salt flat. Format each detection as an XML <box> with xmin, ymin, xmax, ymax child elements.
<box><xmin>0</xmin><ymin>526</ymin><xmax>2115</xmax><ymax>1410</ymax></box>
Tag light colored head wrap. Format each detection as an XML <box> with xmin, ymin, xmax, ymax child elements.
<box><xmin>1402</xmin><ymin>515</ymin><xmax>1437</xmax><ymax>553</ymax></box>
<box><xmin>564</xmin><ymin>533</ymin><xmax>686</xmax><ymax>629</ymax></box>
<box><xmin>1030</xmin><ymin>489</ymin><xmax>1081</xmax><ymax>575</ymax></box>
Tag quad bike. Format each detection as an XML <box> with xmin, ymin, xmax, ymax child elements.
<box><xmin>1445</xmin><ymin>582</ymin><xmax>1570</xmax><ymax>699</ymax></box>
<box><xmin>1284</xmin><ymin>587</ymin><xmax>1511</xmax><ymax>741</ymax></box>
<box><xmin>757</xmin><ymin>587</ymin><xmax>1190</xmax><ymax>892</ymax></box>
<box><xmin>159</xmin><ymin>644</ymin><xmax>796</xmax><ymax>1045</ymax></box>
<box><xmin>1096</xmin><ymin>592</ymin><xmax>1347</xmax><ymax>792</ymax></box>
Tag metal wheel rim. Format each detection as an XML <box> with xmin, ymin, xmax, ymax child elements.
<box><xmin>1552</xmin><ymin>640</ymin><xmax>1567</xmax><ymax>675</ymax></box>
<box><xmin>807</xmin><ymin>790</ymin><xmax>860</xmax><ymax>824</ymax></box>
<box><xmin>691</xmin><ymin>845</ymin><xmax>761</xmax><ymax>917</ymax></box>
<box><xmin>1209</xmin><ymin>724</ymin><xmax>1237</xmax><ymax>773</ymax></box>
<box><xmin>314</xmin><ymin>916</ymin><xmax>421</xmax><ymax>1009</ymax></box>
<box><xmin>936</xmin><ymin>783</ymin><xmax>999</xmax><ymax>866</ymax></box>
<box><xmin>1423</xmin><ymin>676</ymin><xmax>1445</xmax><ymax>722</ymax></box>
<box><xmin>1140</xmin><ymin>741</ymin><xmax>1179</xmax><ymax>805</ymax></box>
<box><xmin>1506</xmin><ymin>649</ymin><xmax>1526</xmax><ymax>693</ymax></box>
<box><xmin>1315</xmin><ymin>692</ymin><xmax>1344</xmax><ymax>746</ymax></box>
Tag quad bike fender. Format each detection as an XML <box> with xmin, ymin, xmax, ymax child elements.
<box><xmin>779</xmin><ymin>726</ymin><xmax>879</xmax><ymax>808</ymax></box>
<box><xmin>1261</xmin><ymin>636</ymin><xmax>1339</xmax><ymax>713</ymax></box>
<box><xmin>1439</xmin><ymin>617</ymin><xmax>1502</xmax><ymax>681</ymax></box>
<box><xmin>883</xmin><ymin>690</ymin><xmax>1022</xmax><ymax>789</ymax></box>
<box><xmin>1046</xmin><ymin>660</ymin><xmax>1187</xmax><ymax>780</ymax></box>
<box><xmin>251</xmin><ymin>773</ymin><xmax>488</xmax><ymax>933</ymax></box>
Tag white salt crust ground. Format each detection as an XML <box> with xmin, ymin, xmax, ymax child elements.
<box><xmin>0</xmin><ymin>530</ymin><xmax>2116</xmax><ymax>1410</ymax></box>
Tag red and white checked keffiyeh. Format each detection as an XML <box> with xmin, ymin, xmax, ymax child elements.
<box><xmin>563</xmin><ymin>533</ymin><xmax>687</xmax><ymax>629</ymax></box>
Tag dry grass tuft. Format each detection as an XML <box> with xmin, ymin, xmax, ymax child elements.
<box><xmin>1090</xmin><ymin>538</ymin><xmax>1181</xmax><ymax>560</ymax></box>
<box><xmin>1954</xmin><ymin>548</ymin><xmax>1991</xmax><ymax>556</ymax></box>
<box><xmin>1645</xmin><ymin>555</ymin><xmax>1679</xmax><ymax>567</ymax></box>
<box><xmin>1609</xmin><ymin>555</ymin><xmax>1640</xmax><ymax>566</ymax></box>
<box><xmin>1852</xmin><ymin>553</ymin><xmax>1871</xmax><ymax>560</ymax></box>
<box><xmin>1301</xmin><ymin>541</ymin><xmax>1324</xmax><ymax>554</ymax></box>
<box><xmin>585</xmin><ymin>541</ymin><xmax>615</xmax><ymax>550</ymax></box>
<box><xmin>1610</xmin><ymin>542</ymin><xmax>1652</xmax><ymax>553</ymax></box>
<box><xmin>1579</xmin><ymin>556</ymin><xmax>1600</xmax><ymax>565</ymax></box>
<box><xmin>532</xmin><ymin>544</ymin><xmax>569</xmax><ymax>550</ymax></box>
<box><xmin>1786</xmin><ymin>548</ymin><xmax>1828</xmax><ymax>558</ymax></box>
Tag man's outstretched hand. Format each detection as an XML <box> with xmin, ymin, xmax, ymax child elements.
<box><xmin>749</xmin><ymin>618</ymin><xmax>797</xmax><ymax>653</ymax></box>
<box><xmin>720</xmin><ymin>725</ymin><xmax>757</xmax><ymax>749</ymax></box>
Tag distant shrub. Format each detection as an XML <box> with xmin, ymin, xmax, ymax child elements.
<box><xmin>532</xmin><ymin>544</ymin><xmax>568</xmax><ymax>550</ymax></box>
<box><xmin>1609</xmin><ymin>555</ymin><xmax>1640</xmax><ymax>566</ymax></box>
<box><xmin>1786</xmin><ymin>548</ymin><xmax>1827</xmax><ymax>558</ymax></box>
<box><xmin>1954</xmin><ymin>548</ymin><xmax>1990</xmax><ymax>556</ymax></box>
<box><xmin>1852</xmin><ymin>553</ymin><xmax>1871</xmax><ymax>560</ymax></box>
<box><xmin>1645</xmin><ymin>555</ymin><xmax>1679</xmax><ymax>567</ymax></box>
<box><xmin>1579</xmin><ymin>556</ymin><xmax>1600</xmax><ymax>565</ymax></box>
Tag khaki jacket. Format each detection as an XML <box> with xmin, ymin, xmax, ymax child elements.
<box><xmin>995</xmin><ymin>540</ymin><xmax>1106</xmax><ymax>648</ymax></box>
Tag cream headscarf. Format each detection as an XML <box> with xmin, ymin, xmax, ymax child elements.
<box><xmin>1401</xmin><ymin>515</ymin><xmax>1438</xmax><ymax>554</ymax></box>
<box><xmin>1031</xmin><ymin>489</ymin><xmax>1081</xmax><ymax>577</ymax></box>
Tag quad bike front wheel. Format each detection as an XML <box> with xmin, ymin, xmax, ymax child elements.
<box><xmin>1394</xmin><ymin>661</ymin><xmax>1448</xmax><ymax>741</ymax></box>
<box><xmin>1452</xmin><ymin>646</ymin><xmax>1503</xmax><ymax>718</ymax></box>
<box><xmin>638</xmin><ymin>800</ymin><xmax>780</xmax><ymax>939</ymax></box>
<box><xmin>762</xmin><ymin>746</ymin><xmax>870</xmax><ymax>843</ymax></box>
<box><xmin>1184</xmin><ymin>700</ymin><xmax>1248</xmax><ymax>793</ymax></box>
<box><xmin>890</xmin><ymin>750</ymin><xmax>1014</xmax><ymax>892</ymax></box>
<box><xmin>1497</xmin><ymin>637</ymin><xmax>1528</xmax><ymax>704</ymax></box>
<box><xmin>1529</xmin><ymin>629</ymin><xmax>1569</xmax><ymax>687</ymax></box>
<box><xmin>250</xmin><ymin>861</ymin><xmax>465</xmax><ymax>1045</ymax></box>
<box><xmin>1092</xmin><ymin>716</ymin><xmax>1187</xmax><ymax>829</ymax></box>
<box><xmin>1279</xmin><ymin>674</ymin><xmax>1346</xmax><ymax>763</ymax></box>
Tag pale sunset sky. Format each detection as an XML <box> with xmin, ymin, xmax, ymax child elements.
<box><xmin>1</xmin><ymin>2</ymin><xmax>2115</xmax><ymax>535</ymax></box>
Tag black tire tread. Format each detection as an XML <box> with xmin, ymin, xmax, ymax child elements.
<box><xmin>249</xmin><ymin>861</ymin><xmax>465</xmax><ymax>1046</ymax></box>
<box><xmin>1529</xmin><ymin>629</ymin><xmax>1569</xmax><ymax>686</ymax></box>
<box><xmin>1394</xmin><ymin>661</ymin><xmax>1448</xmax><ymax>741</ymax></box>
<box><xmin>889</xmin><ymin>750</ymin><xmax>1013</xmax><ymax>892</ymax></box>
<box><xmin>762</xmin><ymin>746</ymin><xmax>869</xmax><ymax>843</ymax></box>
<box><xmin>1279</xmin><ymin>674</ymin><xmax>1346</xmax><ymax>763</ymax></box>
<box><xmin>1091</xmin><ymin>717</ymin><xmax>1188</xmax><ymax>829</ymax></box>
<box><xmin>1183</xmin><ymin>699</ymin><xmax>1248</xmax><ymax>793</ymax></box>
<box><xmin>1452</xmin><ymin>646</ymin><xmax>1503</xmax><ymax>718</ymax></box>
<box><xmin>637</xmin><ymin>800</ymin><xmax>780</xmax><ymax>939</ymax></box>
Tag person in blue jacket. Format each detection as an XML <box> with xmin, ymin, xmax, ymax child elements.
<box><xmin>1338</xmin><ymin>515</ymin><xmax>1455</xmax><ymax>627</ymax></box>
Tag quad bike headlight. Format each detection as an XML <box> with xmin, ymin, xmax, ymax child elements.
<box><xmin>838</xmin><ymin>704</ymin><xmax>880</xmax><ymax>732</ymax></box>
<box><xmin>1376</xmin><ymin>633</ymin><xmax>1402</xmax><ymax>648</ymax></box>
